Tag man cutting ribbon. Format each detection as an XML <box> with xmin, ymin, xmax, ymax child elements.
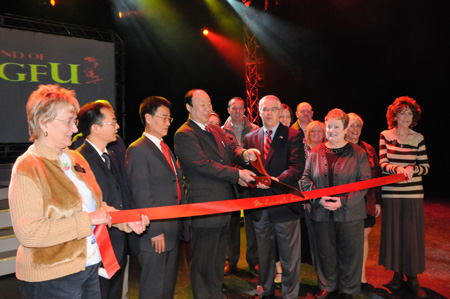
<box><xmin>174</xmin><ymin>89</ymin><xmax>260</xmax><ymax>299</ymax></box>
<box><xmin>242</xmin><ymin>95</ymin><xmax>306</xmax><ymax>299</ymax></box>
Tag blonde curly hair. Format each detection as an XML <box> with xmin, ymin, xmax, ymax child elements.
<box><xmin>26</xmin><ymin>84</ymin><xmax>79</xmax><ymax>141</ymax></box>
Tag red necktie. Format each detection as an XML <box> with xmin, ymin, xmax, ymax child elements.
<box><xmin>264</xmin><ymin>130</ymin><xmax>272</xmax><ymax>161</ymax></box>
<box><xmin>161</xmin><ymin>140</ymin><xmax>181</xmax><ymax>203</ymax></box>
<box><xmin>205</xmin><ymin>124</ymin><xmax>211</xmax><ymax>133</ymax></box>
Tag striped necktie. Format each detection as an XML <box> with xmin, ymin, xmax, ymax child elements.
<box><xmin>264</xmin><ymin>130</ymin><xmax>272</xmax><ymax>161</ymax></box>
<box><xmin>101</xmin><ymin>152</ymin><xmax>110</xmax><ymax>169</ymax></box>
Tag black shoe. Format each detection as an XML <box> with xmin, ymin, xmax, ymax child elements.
<box><xmin>340</xmin><ymin>294</ymin><xmax>353</xmax><ymax>299</ymax></box>
<box><xmin>406</xmin><ymin>277</ymin><xmax>427</xmax><ymax>299</ymax></box>
<box><xmin>361</xmin><ymin>282</ymin><xmax>374</xmax><ymax>291</ymax></box>
<box><xmin>222</xmin><ymin>283</ymin><xmax>228</xmax><ymax>292</ymax></box>
<box><xmin>315</xmin><ymin>290</ymin><xmax>338</xmax><ymax>299</ymax></box>
<box><xmin>388</xmin><ymin>275</ymin><xmax>403</xmax><ymax>290</ymax></box>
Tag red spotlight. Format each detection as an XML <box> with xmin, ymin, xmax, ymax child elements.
<box><xmin>204</xmin><ymin>31</ymin><xmax>244</xmax><ymax>74</ymax></box>
<box><xmin>50</xmin><ymin>0</ymin><xmax>56</xmax><ymax>6</ymax></box>
<box><xmin>243</xmin><ymin>0</ymin><xmax>251</xmax><ymax>8</ymax></box>
<box><xmin>203</xmin><ymin>29</ymin><xmax>209</xmax><ymax>36</ymax></box>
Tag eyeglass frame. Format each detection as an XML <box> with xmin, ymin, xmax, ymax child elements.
<box><xmin>153</xmin><ymin>114</ymin><xmax>174</xmax><ymax>123</ymax></box>
<box><xmin>54</xmin><ymin>118</ymin><xmax>79</xmax><ymax>127</ymax></box>
<box><xmin>261</xmin><ymin>107</ymin><xmax>281</xmax><ymax>113</ymax></box>
<box><xmin>95</xmin><ymin>119</ymin><xmax>118</xmax><ymax>126</ymax></box>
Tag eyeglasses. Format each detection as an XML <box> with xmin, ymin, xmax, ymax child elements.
<box><xmin>154</xmin><ymin>114</ymin><xmax>173</xmax><ymax>123</ymax></box>
<box><xmin>54</xmin><ymin>118</ymin><xmax>79</xmax><ymax>127</ymax></box>
<box><xmin>96</xmin><ymin>120</ymin><xmax>118</xmax><ymax>126</ymax></box>
<box><xmin>261</xmin><ymin>107</ymin><xmax>280</xmax><ymax>113</ymax></box>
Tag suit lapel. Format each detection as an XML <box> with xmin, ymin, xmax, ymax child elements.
<box><xmin>107</xmin><ymin>149</ymin><xmax>123</xmax><ymax>184</ymax></box>
<box><xmin>256</xmin><ymin>128</ymin><xmax>267</xmax><ymax>164</ymax></box>
<box><xmin>81</xmin><ymin>141</ymin><xmax>121</xmax><ymax>188</ymax></box>
<box><xmin>141</xmin><ymin>134</ymin><xmax>175</xmax><ymax>176</ymax></box>
<box><xmin>209</xmin><ymin>125</ymin><xmax>228</xmax><ymax>159</ymax></box>
<box><xmin>188</xmin><ymin>119</ymin><xmax>225</xmax><ymax>159</ymax></box>
<box><xmin>85</xmin><ymin>142</ymin><xmax>113</xmax><ymax>175</ymax></box>
<box><xmin>265</xmin><ymin>125</ymin><xmax>287</xmax><ymax>164</ymax></box>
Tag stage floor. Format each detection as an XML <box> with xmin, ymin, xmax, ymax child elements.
<box><xmin>2</xmin><ymin>197</ymin><xmax>449</xmax><ymax>298</ymax></box>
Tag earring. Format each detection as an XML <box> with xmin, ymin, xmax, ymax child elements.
<box><xmin>44</xmin><ymin>131</ymin><xmax>48</xmax><ymax>137</ymax></box>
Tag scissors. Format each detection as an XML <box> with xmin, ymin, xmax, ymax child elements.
<box><xmin>246</xmin><ymin>153</ymin><xmax>304</xmax><ymax>198</ymax></box>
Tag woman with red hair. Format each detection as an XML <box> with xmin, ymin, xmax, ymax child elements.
<box><xmin>379</xmin><ymin>96</ymin><xmax>430</xmax><ymax>299</ymax></box>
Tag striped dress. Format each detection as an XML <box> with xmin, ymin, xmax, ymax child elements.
<box><xmin>378</xmin><ymin>129</ymin><xmax>430</xmax><ymax>276</ymax></box>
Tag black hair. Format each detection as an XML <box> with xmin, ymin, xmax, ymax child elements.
<box><xmin>77</xmin><ymin>101</ymin><xmax>112</xmax><ymax>137</ymax></box>
<box><xmin>139</xmin><ymin>96</ymin><xmax>172</xmax><ymax>126</ymax></box>
<box><xmin>184</xmin><ymin>90</ymin><xmax>194</xmax><ymax>107</ymax></box>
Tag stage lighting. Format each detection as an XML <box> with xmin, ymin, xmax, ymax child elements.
<box><xmin>50</xmin><ymin>0</ymin><xmax>56</xmax><ymax>6</ymax></box>
<box><xmin>119</xmin><ymin>11</ymin><xmax>123</xmax><ymax>19</ymax></box>
<box><xmin>241</xmin><ymin>0</ymin><xmax>278</xmax><ymax>11</ymax></box>
<box><xmin>203</xmin><ymin>29</ymin><xmax>209</xmax><ymax>36</ymax></box>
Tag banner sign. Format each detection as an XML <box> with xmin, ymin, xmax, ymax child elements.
<box><xmin>0</xmin><ymin>27</ymin><xmax>115</xmax><ymax>143</ymax></box>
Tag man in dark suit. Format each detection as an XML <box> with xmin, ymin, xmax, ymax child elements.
<box><xmin>126</xmin><ymin>96</ymin><xmax>189</xmax><ymax>299</ymax></box>
<box><xmin>243</xmin><ymin>95</ymin><xmax>305</xmax><ymax>299</ymax></box>
<box><xmin>76</xmin><ymin>101</ymin><xmax>136</xmax><ymax>299</ymax></box>
<box><xmin>174</xmin><ymin>89</ymin><xmax>259</xmax><ymax>299</ymax></box>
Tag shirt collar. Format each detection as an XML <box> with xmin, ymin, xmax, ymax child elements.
<box><xmin>190</xmin><ymin>118</ymin><xmax>207</xmax><ymax>131</ymax></box>
<box><xmin>262</xmin><ymin>123</ymin><xmax>280</xmax><ymax>139</ymax></box>
<box><xmin>86</xmin><ymin>139</ymin><xmax>107</xmax><ymax>157</ymax></box>
<box><xmin>144</xmin><ymin>132</ymin><xmax>163</xmax><ymax>150</ymax></box>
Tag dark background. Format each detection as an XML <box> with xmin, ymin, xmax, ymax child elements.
<box><xmin>1</xmin><ymin>0</ymin><xmax>447</xmax><ymax>197</ymax></box>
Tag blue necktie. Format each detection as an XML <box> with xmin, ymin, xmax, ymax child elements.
<box><xmin>102</xmin><ymin>152</ymin><xmax>110</xmax><ymax>169</ymax></box>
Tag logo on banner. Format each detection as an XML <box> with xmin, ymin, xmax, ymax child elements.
<box><xmin>0</xmin><ymin>50</ymin><xmax>103</xmax><ymax>85</ymax></box>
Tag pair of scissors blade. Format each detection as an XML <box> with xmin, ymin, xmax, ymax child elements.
<box><xmin>249</xmin><ymin>153</ymin><xmax>304</xmax><ymax>198</ymax></box>
<box><xmin>247</xmin><ymin>152</ymin><xmax>270</xmax><ymax>188</ymax></box>
<box><xmin>270</xmin><ymin>179</ymin><xmax>305</xmax><ymax>198</ymax></box>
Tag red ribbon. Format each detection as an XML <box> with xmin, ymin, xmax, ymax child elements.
<box><xmin>109</xmin><ymin>174</ymin><xmax>406</xmax><ymax>224</ymax></box>
<box><xmin>94</xmin><ymin>224</ymin><xmax>120</xmax><ymax>278</ymax></box>
<box><xmin>99</xmin><ymin>174</ymin><xmax>404</xmax><ymax>276</ymax></box>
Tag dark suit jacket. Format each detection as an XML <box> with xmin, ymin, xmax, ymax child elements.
<box><xmin>71</xmin><ymin>133</ymin><xmax>128</xmax><ymax>180</ymax></box>
<box><xmin>174</xmin><ymin>119</ymin><xmax>246</xmax><ymax>228</ymax></box>
<box><xmin>126</xmin><ymin>134</ymin><xmax>189</xmax><ymax>253</ymax></box>
<box><xmin>243</xmin><ymin>124</ymin><xmax>305</xmax><ymax>223</ymax></box>
<box><xmin>77</xmin><ymin>141</ymin><xmax>132</xmax><ymax>264</ymax></box>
